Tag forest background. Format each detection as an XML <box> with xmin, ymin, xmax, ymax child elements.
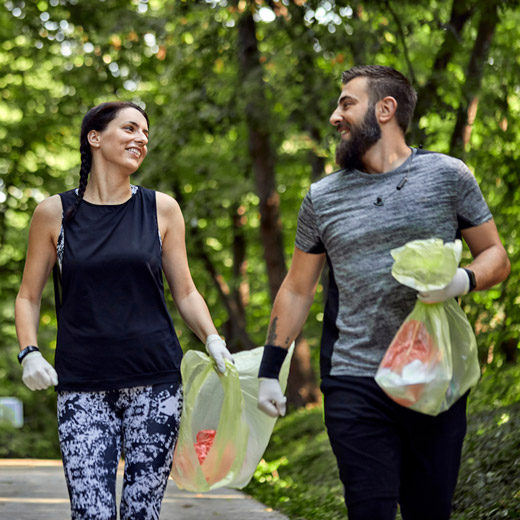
<box><xmin>0</xmin><ymin>0</ymin><xmax>519</xmax><ymax>518</ymax></box>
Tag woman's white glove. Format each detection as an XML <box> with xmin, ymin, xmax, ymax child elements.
<box><xmin>417</xmin><ymin>268</ymin><xmax>470</xmax><ymax>304</ymax></box>
<box><xmin>205</xmin><ymin>334</ymin><xmax>234</xmax><ymax>374</ymax></box>
<box><xmin>257</xmin><ymin>378</ymin><xmax>286</xmax><ymax>418</ymax></box>
<box><xmin>21</xmin><ymin>351</ymin><xmax>58</xmax><ymax>391</ymax></box>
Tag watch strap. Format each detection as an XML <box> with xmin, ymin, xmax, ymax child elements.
<box><xmin>462</xmin><ymin>268</ymin><xmax>477</xmax><ymax>292</ymax></box>
<box><xmin>17</xmin><ymin>345</ymin><xmax>40</xmax><ymax>364</ymax></box>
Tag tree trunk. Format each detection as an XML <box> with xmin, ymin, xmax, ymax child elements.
<box><xmin>499</xmin><ymin>338</ymin><xmax>518</xmax><ymax>364</ymax></box>
<box><xmin>449</xmin><ymin>1</ymin><xmax>499</xmax><ymax>156</ymax></box>
<box><xmin>349</xmin><ymin>5</ymin><xmax>369</xmax><ymax>66</ymax></box>
<box><xmin>237</xmin><ymin>11</ymin><xmax>286</xmax><ymax>303</ymax></box>
<box><xmin>172</xmin><ymin>183</ymin><xmax>256</xmax><ymax>352</ymax></box>
<box><xmin>410</xmin><ymin>0</ymin><xmax>475</xmax><ymax>145</ymax></box>
<box><xmin>237</xmin><ymin>7</ymin><xmax>320</xmax><ymax>406</ymax></box>
<box><xmin>195</xmin><ymin>236</ymin><xmax>257</xmax><ymax>352</ymax></box>
<box><xmin>228</xmin><ymin>203</ymin><xmax>256</xmax><ymax>351</ymax></box>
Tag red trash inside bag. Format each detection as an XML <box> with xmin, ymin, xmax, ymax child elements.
<box><xmin>193</xmin><ymin>429</ymin><xmax>236</xmax><ymax>483</ymax></box>
<box><xmin>194</xmin><ymin>430</ymin><xmax>216</xmax><ymax>465</ymax></box>
<box><xmin>380</xmin><ymin>319</ymin><xmax>439</xmax><ymax>406</ymax></box>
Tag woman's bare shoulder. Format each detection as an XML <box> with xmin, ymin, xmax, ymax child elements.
<box><xmin>155</xmin><ymin>191</ymin><xmax>183</xmax><ymax>219</ymax></box>
<box><xmin>32</xmin><ymin>194</ymin><xmax>63</xmax><ymax>229</ymax></box>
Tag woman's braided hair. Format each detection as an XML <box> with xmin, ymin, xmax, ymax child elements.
<box><xmin>65</xmin><ymin>101</ymin><xmax>149</xmax><ymax>221</ymax></box>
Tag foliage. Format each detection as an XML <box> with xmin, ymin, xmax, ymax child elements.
<box><xmin>245</xmin><ymin>363</ymin><xmax>520</xmax><ymax>520</ymax></box>
<box><xmin>0</xmin><ymin>0</ymin><xmax>519</xmax><ymax>484</ymax></box>
<box><xmin>453</xmin><ymin>374</ymin><xmax>520</xmax><ymax>518</ymax></box>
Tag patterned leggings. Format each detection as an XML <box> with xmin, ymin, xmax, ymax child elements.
<box><xmin>57</xmin><ymin>383</ymin><xmax>183</xmax><ymax>520</ymax></box>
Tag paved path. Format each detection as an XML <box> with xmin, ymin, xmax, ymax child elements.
<box><xmin>0</xmin><ymin>460</ymin><xmax>289</xmax><ymax>520</ymax></box>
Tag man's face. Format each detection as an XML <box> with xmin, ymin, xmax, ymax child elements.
<box><xmin>330</xmin><ymin>77</ymin><xmax>382</xmax><ymax>170</ymax></box>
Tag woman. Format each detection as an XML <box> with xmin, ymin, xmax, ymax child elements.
<box><xmin>15</xmin><ymin>101</ymin><xmax>233</xmax><ymax>520</ymax></box>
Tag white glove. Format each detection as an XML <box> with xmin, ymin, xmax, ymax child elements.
<box><xmin>417</xmin><ymin>268</ymin><xmax>470</xmax><ymax>304</ymax></box>
<box><xmin>257</xmin><ymin>378</ymin><xmax>286</xmax><ymax>418</ymax></box>
<box><xmin>21</xmin><ymin>351</ymin><xmax>58</xmax><ymax>391</ymax></box>
<box><xmin>205</xmin><ymin>334</ymin><xmax>234</xmax><ymax>374</ymax></box>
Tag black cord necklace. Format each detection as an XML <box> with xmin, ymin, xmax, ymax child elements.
<box><xmin>373</xmin><ymin>152</ymin><xmax>412</xmax><ymax>207</ymax></box>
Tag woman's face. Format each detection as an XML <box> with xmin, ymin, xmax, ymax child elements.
<box><xmin>89</xmin><ymin>107</ymin><xmax>149</xmax><ymax>173</ymax></box>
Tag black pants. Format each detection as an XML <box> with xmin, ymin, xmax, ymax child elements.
<box><xmin>321</xmin><ymin>375</ymin><xmax>468</xmax><ymax>520</ymax></box>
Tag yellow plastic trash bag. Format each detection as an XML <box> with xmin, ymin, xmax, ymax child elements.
<box><xmin>375</xmin><ymin>238</ymin><xmax>480</xmax><ymax>416</ymax></box>
<box><xmin>171</xmin><ymin>344</ymin><xmax>293</xmax><ymax>492</ymax></box>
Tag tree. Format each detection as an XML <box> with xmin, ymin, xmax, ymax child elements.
<box><xmin>1</xmin><ymin>0</ymin><xmax>519</xmax><ymax>456</ymax></box>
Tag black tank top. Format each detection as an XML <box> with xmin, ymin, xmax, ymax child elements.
<box><xmin>53</xmin><ymin>186</ymin><xmax>183</xmax><ymax>391</ymax></box>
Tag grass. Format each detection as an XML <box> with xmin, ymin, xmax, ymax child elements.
<box><xmin>244</xmin><ymin>363</ymin><xmax>520</xmax><ymax>520</ymax></box>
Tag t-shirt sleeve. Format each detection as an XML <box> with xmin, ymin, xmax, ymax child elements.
<box><xmin>295</xmin><ymin>190</ymin><xmax>326</xmax><ymax>254</ymax></box>
<box><xmin>456</xmin><ymin>162</ymin><xmax>493</xmax><ymax>229</ymax></box>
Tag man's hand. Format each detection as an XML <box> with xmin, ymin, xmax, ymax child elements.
<box><xmin>257</xmin><ymin>378</ymin><xmax>287</xmax><ymax>418</ymax></box>
<box><xmin>22</xmin><ymin>351</ymin><xmax>58</xmax><ymax>391</ymax></box>
<box><xmin>418</xmin><ymin>268</ymin><xmax>470</xmax><ymax>304</ymax></box>
<box><xmin>205</xmin><ymin>334</ymin><xmax>234</xmax><ymax>374</ymax></box>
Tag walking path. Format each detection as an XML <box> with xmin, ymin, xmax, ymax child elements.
<box><xmin>0</xmin><ymin>460</ymin><xmax>289</xmax><ymax>520</ymax></box>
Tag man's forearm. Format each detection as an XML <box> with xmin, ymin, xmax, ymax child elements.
<box><xmin>266</xmin><ymin>286</ymin><xmax>315</xmax><ymax>348</ymax></box>
<box><xmin>468</xmin><ymin>244</ymin><xmax>510</xmax><ymax>291</ymax></box>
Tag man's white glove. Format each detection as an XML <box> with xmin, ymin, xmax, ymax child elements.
<box><xmin>205</xmin><ymin>334</ymin><xmax>234</xmax><ymax>374</ymax></box>
<box><xmin>21</xmin><ymin>351</ymin><xmax>58</xmax><ymax>391</ymax></box>
<box><xmin>257</xmin><ymin>378</ymin><xmax>286</xmax><ymax>418</ymax></box>
<box><xmin>417</xmin><ymin>268</ymin><xmax>470</xmax><ymax>304</ymax></box>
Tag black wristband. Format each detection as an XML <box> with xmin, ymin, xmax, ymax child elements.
<box><xmin>17</xmin><ymin>345</ymin><xmax>40</xmax><ymax>364</ymax></box>
<box><xmin>258</xmin><ymin>345</ymin><xmax>289</xmax><ymax>379</ymax></box>
<box><xmin>462</xmin><ymin>268</ymin><xmax>477</xmax><ymax>292</ymax></box>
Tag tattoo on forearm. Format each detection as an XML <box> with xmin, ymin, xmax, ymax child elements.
<box><xmin>267</xmin><ymin>317</ymin><xmax>278</xmax><ymax>344</ymax></box>
<box><xmin>267</xmin><ymin>317</ymin><xmax>292</xmax><ymax>347</ymax></box>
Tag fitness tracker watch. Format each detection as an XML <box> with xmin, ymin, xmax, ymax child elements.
<box><xmin>17</xmin><ymin>345</ymin><xmax>40</xmax><ymax>364</ymax></box>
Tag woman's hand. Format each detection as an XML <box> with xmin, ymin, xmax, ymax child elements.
<box><xmin>21</xmin><ymin>352</ymin><xmax>58</xmax><ymax>390</ymax></box>
<box><xmin>205</xmin><ymin>334</ymin><xmax>234</xmax><ymax>374</ymax></box>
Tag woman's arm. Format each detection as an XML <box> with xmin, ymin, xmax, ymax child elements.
<box><xmin>156</xmin><ymin>192</ymin><xmax>219</xmax><ymax>341</ymax></box>
<box><xmin>156</xmin><ymin>192</ymin><xmax>233</xmax><ymax>372</ymax></box>
<box><xmin>15</xmin><ymin>196</ymin><xmax>61</xmax><ymax>346</ymax></box>
<box><xmin>15</xmin><ymin>195</ymin><xmax>61</xmax><ymax>389</ymax></box>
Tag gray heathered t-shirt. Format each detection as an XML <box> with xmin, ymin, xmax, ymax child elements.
<box><xmin>295</xmin><ymin>148</ymin><xmax>492</xmax><ymax>378</ymax></box>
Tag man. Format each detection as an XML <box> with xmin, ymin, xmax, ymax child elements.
<box><xmin>256</xmin><ymin>65</ymin><xmax>510</xmax><ymax>520</ymax></box>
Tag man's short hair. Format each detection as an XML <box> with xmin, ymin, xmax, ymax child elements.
<box><xmin>341</xmin><ymin>65</ymin><xmax>417</xmax><ymax>135</ymax></box>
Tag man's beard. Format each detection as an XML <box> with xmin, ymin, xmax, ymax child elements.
<box><xmin>335</xmin><ymin>105</ymin><xmax>382</xmax><ymax>171</ymax></box>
